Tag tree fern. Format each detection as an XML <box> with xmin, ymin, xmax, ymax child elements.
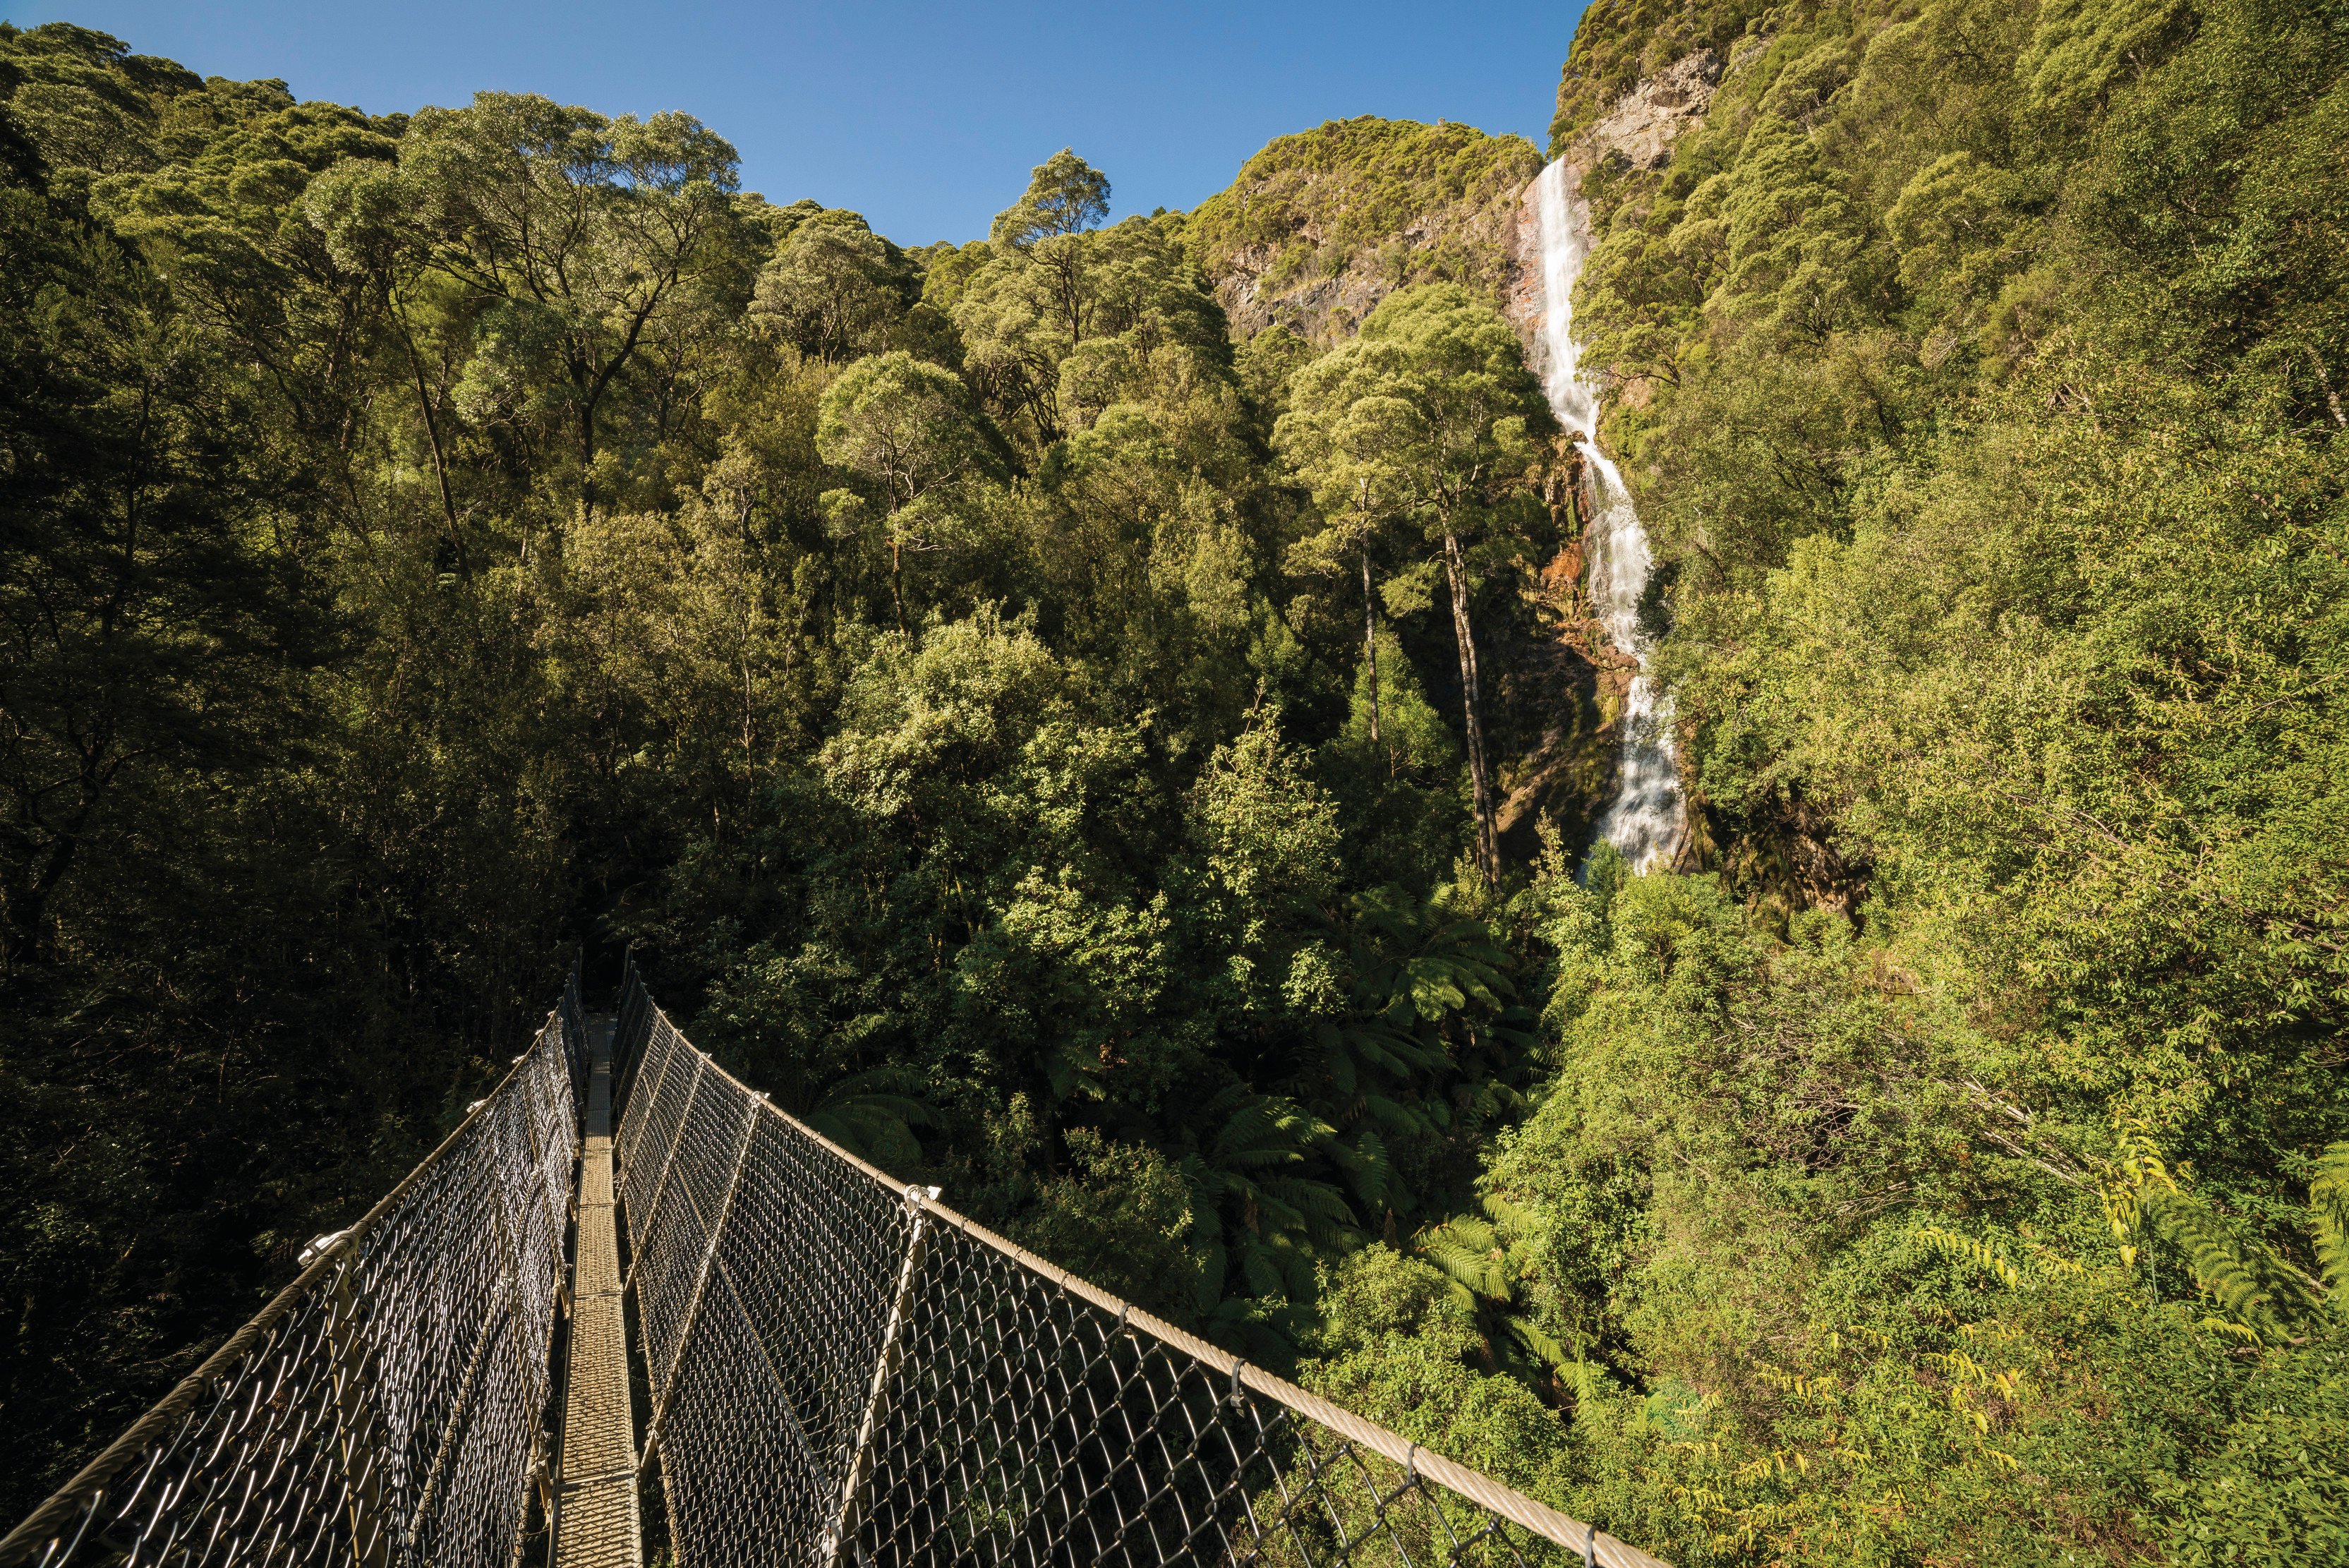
<box><xmin>1481</xmin><ymin>1193</ymin><xmax>1546</xmax><ymax>1238</ymax></box>
<box><xmin>2311</xmin><ymin>1140</ymin><xmax>2349</xmax><ymax>1301</ymax></box>
<box><xmin>804</xmin><ymin>1066</ymin><xmax>938</xmax><ymax>1164</ymax></box>
<box><xmin>2143</xmin><ymin>1183</ymin><xmax>2328</xmax><ymax>1345</ymax></box>
<box><xmin>1502</xmin><ymin>1315</ymin><xmax>1571</xmax><ymax>1370</ymax></box>
<box><xmin>1183</xmin><ymin>1086</ymin><xmax>1357</xmax><ymax>1313</ymax></box>
<box><xmin>1415</xmin><ymin>1214</ymin><xmax>1509</xmax><ymax>1303</ymax></box>
<box><xmin>1330</xmin><ymin>1128</ymin><xmax>1394</xmax><ymax>1212</ymax></box>
<box><xmin>1409</xmin><ymin>1200</ymin><xmax>1593</xmax><ymax>1389</ymax></box>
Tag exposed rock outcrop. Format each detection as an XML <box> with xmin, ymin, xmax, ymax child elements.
<box><xmin>1500</xmin><ymin>50</ymin><xmax>1726</xmax><ymax>380</ymax></box>
<box><xmin>1214</xmin><ymin>232</ymin><xmax>1442</xmax><ymax>344</ymax></box>
<box><xmin>1585</xmin><ymin>47</ymin><xmax>1722</xmax><ymax>171</ymax></box>
<box><xmin>1188</xmin><ymin>117</ymin><xmax>1540</xmax><ymax>344</ymax></box>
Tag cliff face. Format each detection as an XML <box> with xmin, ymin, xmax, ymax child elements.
<box><xmin>1185</xmin><ymin>77</ymin><xmax>1733</xmax><ymax>861</ymax></box>
<box><xmin>1502</xmin><ymin>173</ymin><xmax>1562</xmax><ymax>372</ymax></box>
<box><xmin>1189</xmin><ymin>56</ymin><xmax>1729</xmax><ymax>356</ymax></box>
<box><xmin>1501</xmin><ymin>47</ymin><xmax>1728</xmax><ymax>399</ymax></box>
<box><xmin>1492</xmin><ymin>43</ymin><xmax>1737</xmax><ymax>868</ymax></box>
<box><xmin>1547</xmin><ymin>0</ymin><xmax>1771</xmax><ymax>153</ymax></box>
<box><xmin>1185</xmin><ymin>116</ymin><xmax>1540</xmax><ymax>344</ymax></box>
<box><xmin>1579</xmin><ymin>47</ymin><xmax>1723</xmax><ymax>169</ymax></box>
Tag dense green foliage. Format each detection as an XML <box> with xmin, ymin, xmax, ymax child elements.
<box><xmin>1314</xmin><ymin>0</ymin><xmax>2349</xmax><ymax>1560</ymax></box>
<box><xmin>1187</xmin><ymin>116</ymin><xmax>1541</xmax><ymax>340</ymax></box>
<box><xmin>1550</xmin><ymin>0</ymin><xmax>1766</xmax><ymax>150</ymax></box>
<box><xmin>5</xmin><ymin>0</ymin><xmax>2347</xmax><ymax>1558</ymax></box>
<box><xmin>0</xmin><ymin>20</ymin><xmax>1587</xmax><ymax>1515</ymax></box>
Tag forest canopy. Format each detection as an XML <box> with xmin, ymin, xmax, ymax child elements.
<box><xmin>2</xmin><ymin>2</ymin><xmax>2346</xmax><ymax>1561</ymax></box>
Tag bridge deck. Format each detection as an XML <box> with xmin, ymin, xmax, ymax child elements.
<box><xmin>553</xmin><ymin>1015</ymin><xmax>641</xmax><ymax>1568</ymax></box>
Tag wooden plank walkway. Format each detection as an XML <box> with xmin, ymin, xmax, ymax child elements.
<box><xmin>553</xmin><ymin>1016</ymin><xmax>641</xmax><ymax>1568</ymax></box>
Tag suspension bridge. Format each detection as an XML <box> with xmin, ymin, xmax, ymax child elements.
<box><xmin>0</xmin><ymin>967</ymin><xmax>1669</xmax><ymax>1568</ymax></box>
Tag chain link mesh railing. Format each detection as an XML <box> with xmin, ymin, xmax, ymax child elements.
<box><xmin>2</xmin><ymin>960</ymin><xmax>1671</xmax><ymax>1568</ymax></box>
<box><xmin>0</xmin><ymin>974</ymin><xmax>590</xmax><ymax>1568</ymax></box>
<box><xmin>610</xmin><ymin>962</ymin><xmax>1667</xmax><ymax>1568</ymax></box>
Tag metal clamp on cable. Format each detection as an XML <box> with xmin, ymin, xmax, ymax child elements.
<box><xmin>298</xmin><ymin>1230</ymin><xmax>349</xmax><ymax>1267</ymax></box>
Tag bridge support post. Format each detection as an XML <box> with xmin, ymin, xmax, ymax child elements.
<box><xmin>818</xmin><ymin>1183</ymin><xmax>938</xmax><ymax>1568</ymax></box>
<box><xmin>641</xmin><ymin>1092</ymin><xmax>765</xmax><ymax>1448</ymax></box>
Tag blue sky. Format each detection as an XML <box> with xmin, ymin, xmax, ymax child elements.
<box><xmin>9</xmin><ymin>0</ymin><xmax>1587</xmax><ymax>243</ymax></box>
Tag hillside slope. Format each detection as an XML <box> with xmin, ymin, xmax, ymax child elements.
<box><xmin>1315</xmin><ymin>0</ymin><xmax>2349</xmax><ymax>1562</ymax></box>
<box><xmin>6</xmin><ymin>8</ymin><xmax>2344</xmax><ymax>1564</ymax></box>
<box><xmin>1186</xmin><ymin>116</ymin><xmax>1541</xmax><ymax>344</ymax></box>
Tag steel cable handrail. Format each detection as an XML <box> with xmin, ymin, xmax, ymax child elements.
<box><xmin>3</xmin><ymin>959</ymin><xmax>1672</xmax><ymax>1568</ymax></box>
<box><xmin>0</xmin><ymin>978</ymin><xmax>590</xmax><ymax>1568</ymax></box>
<box><xmin>612</xmin><ymin>960</ymin><xmax>1667</xmax><ymax>1568</ymax></box>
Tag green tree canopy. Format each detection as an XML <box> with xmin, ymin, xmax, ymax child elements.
<box><xmin>815</xmin><ymin>351</ymin><xmax>1008</xmax><ymax>631</ymax></box>
<box><xmin>751</xmin><ymin>214</ymin><xmax>912</xmax><ymax>363</ymax></box>
<box><xmin>989</xmin><ymin>147</ymin><xmax>1110</xmax><ymax>249</ymax></box>
<box><xmin>1277</xmin><ymin>286</ymin><xmax>1554</xmax><ymax>884</ymax></box>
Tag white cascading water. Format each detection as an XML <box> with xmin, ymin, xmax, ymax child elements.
<box><xmin>1529</xmin><ymin>159</ymin><xmax>1686</xmax><ymax>873</ymax></box>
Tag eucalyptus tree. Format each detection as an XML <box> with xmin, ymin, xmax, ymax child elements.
<box><xmin>388</xmin><ymin>92</ymin><xmax>743</xmax><ymax>520</ymax></box>
<box><xmin>989</xmin><ymin>147</ymin><xmax>1113</xmax><ymax>357</ymax></box>
<box><xmin>815</xmin><ymin>351</ymin><xmax>1009</xmax><ymax>633</ymax></box>
<box><xmin>1277</xmin><ymin>287</ymin><xmax>1553</xmax><ymax>884</ymax></box>
<box><xmin>953</xmin><ymin>150</ymin><xmax>1118</xmax><ymax>446</ymax></box>
<box><xmin>306</xmin><ymin>152</ymin><xmax>474</xmax><ymax>562</ymax></box>
<box><xmin>751</xmin><ymin>215</ymin><xmax>910</xmax><ymax>363</ymax></box>
<box><xmin>1274</xmin><ymin>382</ymin><xmax>1417</xmax><ymax>764</ymax></box>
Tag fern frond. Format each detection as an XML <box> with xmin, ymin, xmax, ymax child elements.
<box><xmin>1481</xmin><ymin>1193</ymin><xmax>1544</xmax><ymax>1240</ymax></box>
<box><xmin>1337</xmin><ymin>1130</ymin><xmax>1391</xmax><ymax>1211</ymax></box>
<box><xmin>2100</xmin><ymin>1121</ymin><xmax>2178</xmax><ymax>1248</ymax></box>
<box><xmin>1502</xmin><ymin>1315</ymin><xmax>1571</xmax><ymax>1369</ymax></box>
<box><xmin>2021</xmin><ymin>1241</ymin><xmax>2089</xmax><ymax>1279</ymax></box>
<box><xmin>2311</xmin><ymin>1140</ymin><xmax>2349</xmax><ymax>1303</ymax></box>
<box><xmin>2144</xmin><ymin>1187</ymin><xmax>2324</xmax><ymax>1344</ymax></box>
<box><xmin>2199</xmin><ymin>1315</ymin><xmax>2265</xmax><ymax>1346</ymax></box>
<box><xmin>1361</xmin><ymin>1094</ymin><xmax>1436</xmax><ymax>1137</ymax></box>
<box><xmin>1192</xmin><ymin>1227</ymin><xmax>1228</xmax><ymax>1309</ymax></box>
<box><xmin>1416</xmin><ymin>1230</ymin><xmax>1509</xmax><ymax>1301</ymax></box>
<box><xmin>1439</xmin><ymin>1217</ymin><xmax>1501</xmax><ymax>1252</ymax></box>
<box><xmin>1561</xmin><ymin>1358</ymin><xmax>1611</xmax><ymax>1404</ymax></box>
<box><xmin>1237</xmin><ymin>1238</ymin><xmax>1286</xmax><ymax>1298</ymax></box>
<box><xmin>1916</xmin><ymin>1225</ymin><xmax>2020</xmax><ymax>1289</ymax></box>
<box><xmin>1177</xmin><ymin>1151</ymin><xmax>1216</xmax><ymax>1210</ymax></box>
<box><xmin>1262</xmin><ymin>1178</ymin><xmax>1357</xmax><ymax>1231</ymax></box>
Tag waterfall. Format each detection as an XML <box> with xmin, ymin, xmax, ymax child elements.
<box><xmin>1529</xmin><ymin>159</ymin><xmax>1686</xmax><ymax>874</ymax></box>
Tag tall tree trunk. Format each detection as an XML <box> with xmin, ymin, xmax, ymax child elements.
<box><xmin>1443</xmin><ymin>531</ymin><xmax>1498</xmax><ymax>886</ymax></box>
<box><xmin>578</xmin><ymin>402</ymin><xmax>597</xmax><ymax>526</ymax></box>
<box><xmin>891</xmin><ymin>531</ymin><xmax>906</xmax><ymax>636</ymax></box>
<box><xmin>1361</xmin><ymin>548</ymin><xmax>1382</xmax><ymax>768</ymax></box>
<box><xmin>396</xmin><ymin>317</ymin><xmax>466</xmax><ymax>572</ymax></box>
